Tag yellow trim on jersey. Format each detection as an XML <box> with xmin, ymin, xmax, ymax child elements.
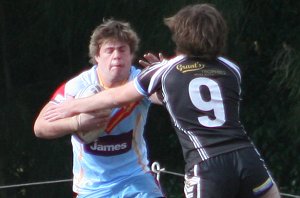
<box><xmin>253</xmin><ymin>177</ymin><xmax>272</xmax><ymax>194</ymax></box>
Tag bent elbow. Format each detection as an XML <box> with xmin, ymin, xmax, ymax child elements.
<box><xmin>33</xmin><ymin>122</ymin><xmax>46</xmax><ymax>138</ymax></box>
<box><xmin>33</xmin><ymin>121</ymin><xmax>54</xmax><ymax>139</ymax></box>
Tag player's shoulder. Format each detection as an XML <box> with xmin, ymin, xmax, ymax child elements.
<box><xmin>50</xmin><ymin>83</ymin><xmax>67</xmax><ymax>102</ymax></box>
<box><xmin>76</xmin><ymin>65</ymin><xmax>98</xmax><ymax>80</ymax></box>
<box><xmin>217</xmin><ymin>56</ymin><xmax>242</xmax><ymax>82</ymax></box>
<box><xmin>217</xmin><ymin>56</ymin><xmax>241</xmax><ymax>70</ymax></box>
<box><xmin>65</xmin><ymin>65</ymin><xmax>99</xmax><ymax>97</ymax></box>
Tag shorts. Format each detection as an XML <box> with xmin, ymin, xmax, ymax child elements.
<box><xmin>73</xmin><ymin>172</ymin><xmax>165</xmax><ymax>198</ymax></box>
<box><xmin>184</xmin><ymin>147</ymin><xmax>274</xmax><ymax>198</ymax></box>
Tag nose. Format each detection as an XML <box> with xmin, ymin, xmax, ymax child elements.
<box><xmin>113</xmin><ymin>49</ymin><xmax>121</xmax><ymax>59</ymax></box>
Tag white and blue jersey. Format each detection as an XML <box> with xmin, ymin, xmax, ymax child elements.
<box><xmin>51</xmin><ymin>65</ymin><xmax>163</xmax><ymax>198</ymax></box>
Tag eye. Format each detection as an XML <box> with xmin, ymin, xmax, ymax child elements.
<box><xmin>119</xmin><ymin>46</ymin><xmax>128</xmax><ymax>53</ymax></box>
<box><xmin>105</xmin><ymin>48</ymin><xmax>114</xmax><ymax>54</ymax></box>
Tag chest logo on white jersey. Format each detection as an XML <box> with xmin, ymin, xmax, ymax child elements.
<box><xmin>84</xmin><ymin>131</ymin><xmax>132</xmax><ymax>156</ymax></box>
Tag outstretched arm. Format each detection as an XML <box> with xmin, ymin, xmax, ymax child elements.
<box><xmin>34</xmin><ymin>102</ymin><xmax>110</xmax><ymax>139</ymax></box>
<box><xmin>44</xmin><ymin>81</ymin><xmax>144</xmax><ymax>121</ymax></box>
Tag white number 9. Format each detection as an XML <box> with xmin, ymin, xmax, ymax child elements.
<box><xmin>188</xmin><ymin>77</ymin><xmax>225</xmax><ymax>127</ymax></box>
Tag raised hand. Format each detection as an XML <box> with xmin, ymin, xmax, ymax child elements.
<box><xmin>138</xmin><ymin>53</ymin><xmax>165</xmax><ymax>68</ymax></box>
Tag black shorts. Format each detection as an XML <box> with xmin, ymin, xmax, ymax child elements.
<box><xmin>184</xmin><ymin>147</ymin><xmax>274</xmax><ymax>198</ymax></box>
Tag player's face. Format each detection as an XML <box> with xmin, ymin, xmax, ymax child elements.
<box><xmin>95</xmin><ymin>40</ymin><xmax>133</xmax><ymax>85</ymax></box>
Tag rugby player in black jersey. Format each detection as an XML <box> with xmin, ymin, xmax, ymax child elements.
<box><xmin>45</xmin><ymin>4</ymin><xmax>281</xmax><ymax>198</ymax></box>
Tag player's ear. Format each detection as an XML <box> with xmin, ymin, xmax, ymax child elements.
<box><xmin>95</xmin><ymin>55</ymin><xmax>101</xmax><ymax>64</ymax></box>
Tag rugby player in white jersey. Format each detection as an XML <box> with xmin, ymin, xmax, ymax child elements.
<box><xmin>34</xmin><ymin>19</ymin><xmax>164</xmax><ymax>198</ymax></box>
<box><xmin>44</xmin><ymin>4</ymin><xmax>281</xmax><ymax>198</ymax></box>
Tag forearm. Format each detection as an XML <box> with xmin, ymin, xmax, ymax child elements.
<box><xmin>34</xmin><ymin>103</ymin><xmax>78</xmax><ymax>139</ymax></box>
<box><xmin>74</xmin><ymin>81</ymin><xmax>143</xmax><ymax>113</ymax></box>
<box><xmin>43</xmin><ymin>81</ymin><xmax>144</xmax><ymax>122</ymax></box>
<box><xmin>73</xmin><ymin>90</ymin><xmax>117</xmax><ymax>114</ymax></box>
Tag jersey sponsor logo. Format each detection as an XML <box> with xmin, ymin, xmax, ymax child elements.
<box><xmin>196</xmin><ymin>69</ymin><xmax>227</xmax><ymax>77</ymax></box>
<box><xmin>176</xmin><ymin>62</ymin><xmax>205</xmax><ymax>73</ymax></box>
<box><xmin>84</xmin><ymin>131</ymin><xmax>132</xmax><ymax>156</ymax></box>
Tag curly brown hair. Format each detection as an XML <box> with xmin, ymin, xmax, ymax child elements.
<box><xmin>89</xmin><ymin>19</ymin><xmax>140</xmax><ymax>65</ymax></box>
<box><xmin>164</xmin><ymin>4</ymin><xmax>228</xmax><ymax>60</ymax></box>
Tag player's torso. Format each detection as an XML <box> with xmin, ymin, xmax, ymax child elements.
<box><xmin>162</xmin><ymin>57</ymin><xmax>252</xmax><ymax>167</ymax></box>
<box><xmin>63</xmin><ymin>66</ymin><xmax>151</xmax><ymax>194</ymax></box>
<box><xmin>162</xmin><ymin>57</ymin><xmax>243</xmax><ymax>129</ymax></box>
<box><xmin>135</xmin><ymin>56</ymin><xmax>253</xmax><ymax>170</ymax></box>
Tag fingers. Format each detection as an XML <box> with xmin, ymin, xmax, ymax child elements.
<box><xmin>158</xmin><ymin>53</ymin><xmax>164</xmax><ymax>61</ymax></box>
<box><xmin>144</xmin><ymin>53</ymin><xmax>160</xmax><ymax>63</ymax></box>
<box><xmin>139</xmin><ymin>52</ymin><xmax>163</xmax><ymax>68</ymax></box>
<box><xmin>43</xmin><ymin>108</ymin><xmax>56</xmax><ymax>121</ymax></box>
<box><xmin>43</xmin><ymin>102</ymin><xmax>74</xmax><ymax>121</ymax></box>
<box><xmin>43</xmin><ymin>107</ymin><xmax>69</xmax><ymax>121</ymax></box>
<box><xmin>139</xmin><ymin>59</ymin><xmax>151</xmax><ymax>68</ymax></box>
<box><xmin>44</xmin><ymin>114</ymin><xmax>62</xmax><ymax>122</ymax></box>
<box><xmin>44</xmin><ymin>109</ymin><xmax>65</xmax><ymax>121</ymax></box>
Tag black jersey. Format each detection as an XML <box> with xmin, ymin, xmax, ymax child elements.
<box><xmin>134</xmin><ymin>55</ymin><xmax>253</xmax><ymax>171</ymax></box>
